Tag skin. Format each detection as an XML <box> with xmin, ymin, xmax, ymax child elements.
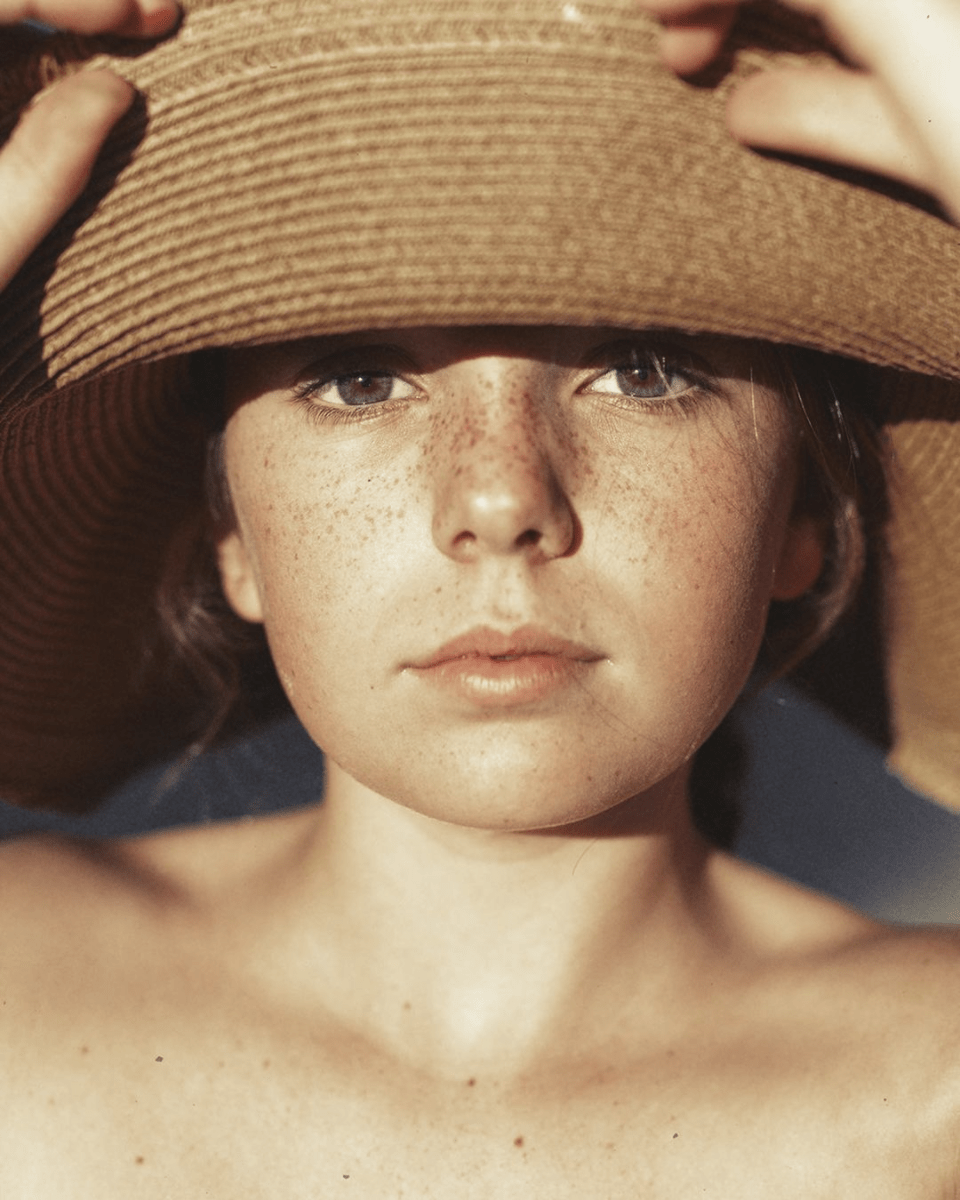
<box><xmin>0</xmin><ymin>327</ymin><xmax>959</xmax><ymax>1196</ymax></box>
<box><xmin>0</xmin><ymin>329</ymin><xmax>958</xmax><ymax>1194</ymax></box>
<box><xmin>0</xmin><ymin>0</ymin><xmax>179</xmax><ymax>289</ymax></box>
<box><xmin>216</xmin><ymin>327</ymin><xmax>819</xmax><ymax>833</ymax></box>
<box><xmin>1</xmin><ymin>3</ymin><xmax>960</xmax><ymax>1195</ymax></box>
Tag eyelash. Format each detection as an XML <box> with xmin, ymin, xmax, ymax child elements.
<box><xmin>290</xmin><ymin>345</ymin><xmax>717</xmax><ymax>425</ymax></box>
<box><xmin>581</xmin><ymin>349</ymin><xmax>716</xmax><ymax>414</ymax></box>
<box><xmin>291</xmin><ymin>370</ymin><xmax>418</xmax><ymax>426</ymax></box>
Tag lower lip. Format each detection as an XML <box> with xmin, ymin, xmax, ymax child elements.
<box><xmin>411</xmin><ymin>653</ymin><xmax>593</xmax><ymax>708</ymax></box>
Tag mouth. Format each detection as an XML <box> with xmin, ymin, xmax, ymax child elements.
<box><xmin>406</xmin><ymin>626</ymin><xmax>604</xmax><ymax>708</ymax></box>
<box><xmin>412</xmin><ymin>625</ymin><xmax>603</xmax><ymax>670</ymax></box>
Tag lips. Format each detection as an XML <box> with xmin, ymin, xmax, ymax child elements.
<box><xmin>412</xmin><ymin>625</ymin><xmax>602</xmax><ymax>670</ymax></box>
<box><xmin>406</xmin><ymin>625</ymin><xmax>604</xmax><ymax>708</ymax></box>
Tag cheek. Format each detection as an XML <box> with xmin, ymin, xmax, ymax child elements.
<box><xmin>596</xmin><ymin>414</ymin><xmax>790</xmax><ymax>571</ymax></box>
<box><xmin>227</xmin><ymin>433</ymin><xmax>418</xmax><ymax>706</ymax></box>
<box><xmin>592</xmin><ymin>420</ymin><xmax>796</xmax><ymax>706</ymax></box>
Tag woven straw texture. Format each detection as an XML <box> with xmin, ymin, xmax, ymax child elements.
<box><xmin>1</xmin><ymin>0</ymin><xmax>959</xmax><ymax>809</ymax></box>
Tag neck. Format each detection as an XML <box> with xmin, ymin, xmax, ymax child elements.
<box><xmin>254</xmin><ymin>763</ymin><xmax>720</xmax><ymax>1077</ymax></box>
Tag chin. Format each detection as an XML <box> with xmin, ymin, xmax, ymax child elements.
<box><xmin>340</xmin><ymin>748</ymin><xmax>684</xmax><ymax>836</ymax></box>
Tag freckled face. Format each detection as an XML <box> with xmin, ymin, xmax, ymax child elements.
<box><xmin>218</xmin><ymin>326</ymin><xmax>818</xmax><ymax>831</ymax></box>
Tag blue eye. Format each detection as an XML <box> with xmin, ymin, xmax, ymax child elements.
<box><xmin>301</xmin><ymin>370</ymin><xmax>417</xmax><ymax>407</ymax></box>
<box><xmin>590</xmin><ymin>352</ymin><xmax>692</xmax><ymax>401</ymax></box>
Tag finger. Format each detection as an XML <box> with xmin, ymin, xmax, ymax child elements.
<box><xmin>634</xmin><ymin>0</ymin><xmax>740</xmax><ymax>15</ymax></box>
<box><xmin>659</xmin><ymin>7</ymin><xmax>739</xmax><ymax>75</ymax></box>
<box><xmin>1</xmin><ymin>0</ymin><xmax>179</xmax><ymax>36</ymax></box>
<box><xmin>727</xmin><ymin>65</ymin><xmax>937</xmax><ymax>195</ymax></box>
<box><xmin>0</xmin><ymin>69</ymin><xmax>133</xmax><ymax>290</ymax></box>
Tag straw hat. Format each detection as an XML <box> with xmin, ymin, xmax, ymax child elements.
<box><xmin>1</xmin><ymin>0</ymin><xmax>959</xmax><ymax>810</ymax></box>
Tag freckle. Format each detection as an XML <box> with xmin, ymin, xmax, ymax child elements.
<box><xmin>262</xmin><ymin>1059</ymin><xmax>271</xmax><ymax>1069</ymax></box>
<box><xmin>513</xmin><ymin>1136</ymin><xmax>524</xmax><ymax>1148</ymax></box>
<box><xmin>402</xmin><ymin>1001</ymin><xmax>412</xmax><ymax>1011</ymax></box>
<box><xmin>80</xmin><ymin>1045</ymin><xmax>89</xmax><ymax>1055</ymax></box>
<box><xmin>135</xmin><ymin>1156</ymin><xmax>145</xmax><ymax>1165</ymax></box>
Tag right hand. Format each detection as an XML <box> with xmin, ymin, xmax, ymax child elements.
<box><xmin>0</xmin><ymin>0</ymin><xmax>179</xmax><ymax>290</ymax></box>
<box><xmin>636</xmin><ymin>0</ymin><xmax>960</xmax><ymax>223</ymax></box>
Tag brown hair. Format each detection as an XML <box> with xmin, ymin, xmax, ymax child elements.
<box><xmin>690</xmin><ymin>347</ymin><xmax>888</xmax><ymax>847</ymax></box>
<box><xmin>153</xmin><ymin>353</ymin><xmax>287</xmax><ymax>761</ymax></box>
<box><xmin>155</xmin><ymin>342</ymin><xmax>888</xmax><ymax>841</ymax></box>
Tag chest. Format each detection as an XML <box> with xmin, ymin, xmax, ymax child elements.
<box><xmin>0</xmin><ymin>1011</ymin><xmax>946</xmax><ymax>1199</ymax></box>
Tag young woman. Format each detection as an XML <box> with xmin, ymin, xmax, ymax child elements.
<box><xmin>1</xmin><ymin>1</ymin><xmax>960</xmax><ymax>1194</ymax></box>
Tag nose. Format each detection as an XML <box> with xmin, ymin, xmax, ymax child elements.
<box><xmin>430</xmin><ymin>381</ymin><xmax>578</xmax><ymax>564</ymax></box>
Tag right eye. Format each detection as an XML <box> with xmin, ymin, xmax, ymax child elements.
<box><xmin>301</xmin><ymin>370</ymin><xmax>418</xmax><ymax>408</ymax></box>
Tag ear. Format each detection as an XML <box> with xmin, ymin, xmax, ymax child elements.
<box><xmin>216</xmin><ymin>529</ymin><xmax>265</xmax><ymax>623</ymax></box>
<box><xmin>771</xmin><ymin>515</ymin><xmax>825</xmax><ymax>601</ymax></box>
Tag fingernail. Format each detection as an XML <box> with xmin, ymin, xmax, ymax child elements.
<box><xmin>135</xmin><ymin>0</ymin><xmax>182</xmax><ymax>37</ymax></box>
<box><xmin>26</xmin><ymin>69</ymin><xmax>135</xmax><ymax>118</ymax></box>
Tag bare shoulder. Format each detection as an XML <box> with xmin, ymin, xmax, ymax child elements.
<box><xmin>693</xmin><ymin>855</ymin><xmax>960</xmax><ymax>1193</ymax></box>
<box><xmin>714</xmin><ymin>852</ymin><xmax>960</xmax><ymax>1093</ymax></box>
<box><xmin>0</xmin><ymin>804</ymin><xmax>319</xmax><ymax>904</ymax></box>
<box><xmin>712</xmin><ymin>849</ymin><xmax>960</xmax><ymax>983</ymax></box>
<box><xmin>0</xmin><ymin>807</ymin><xmax>321</xmax><ymax>975</ymax></box>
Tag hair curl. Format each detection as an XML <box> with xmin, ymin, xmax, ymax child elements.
<box><xmin>690</xmin><ymin>346</ymin><xmax>888</xmax><ymax>847</ymax></box>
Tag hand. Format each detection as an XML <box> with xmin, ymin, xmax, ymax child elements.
<box><xmin>0</xmin><ymin>0</ymin><xmax>179</xmax><ymax>290</ymax></box>
<box><xmin>637</xmin><ymin>0</ymin><xmax>960</xmax><ymax>222</ymax></box>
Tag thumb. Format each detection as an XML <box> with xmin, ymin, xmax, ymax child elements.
<box><xmin>0</xmin><ymin>69</ymin><xmax>134</xmax><ymax>290</ymax></box>
<box><xmin>726</xmin><ymin>64</ymin><xmax>938</xmax><ymax>199</ymax></box>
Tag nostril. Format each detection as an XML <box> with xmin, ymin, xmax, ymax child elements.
<box><xmin>431</xmin><ymin>447</ymin><xmax>578</xmax><ymax>562</ymax></box>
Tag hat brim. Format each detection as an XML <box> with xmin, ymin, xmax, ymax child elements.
<box><xmin>3</xmin><ymin>0</ymin><xmax>960</xmax><ymax>401</ymax></box>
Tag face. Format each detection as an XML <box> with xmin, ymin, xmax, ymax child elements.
<box><xmin>217</xmin><ymin>326</ymin><xmax>821</xmax><ymax>832</ymax></box>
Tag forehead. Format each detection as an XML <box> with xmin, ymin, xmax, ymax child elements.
<box><xmin>226</xmin><ymin>325</ymin><xmax>782</xmax><ymax>383</ymax></box>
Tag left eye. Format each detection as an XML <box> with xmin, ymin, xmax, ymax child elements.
<box><xmin>306</xmin><ymin>371</ymin><xmax>417</xmax><ymax>407</ymax></box>
<box><xmin>587</xmin><ymin>351</ymin><xmax>693</xmax><ymax>400</ymax></box>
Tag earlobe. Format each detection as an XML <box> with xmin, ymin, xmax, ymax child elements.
<box><xmin>217</xmin><ymin>529</ymin><xmax>265</xmax><ymax>623</ymax></box>
<box><xmin>771</xmin><ymin>516</ymin><xmax>825</xmax><ymax>601</ymax></box>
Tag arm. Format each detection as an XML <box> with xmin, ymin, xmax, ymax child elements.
<box><xmin>0</xmin><ymin>0</ymin><xmax>178</xmax><ymax>289</ymax></box>
<box><xmin>636</xmin><ymin>0</ymin><xmax>960</xmax><ymax>221</ymax></box>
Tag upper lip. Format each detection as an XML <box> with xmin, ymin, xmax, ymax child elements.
<box><xmin>410</xmin><ymin>625</ymin><xmax>604</xmax><ymax>669</ymax></box>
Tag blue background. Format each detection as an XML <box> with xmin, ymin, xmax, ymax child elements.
<box><xmin>2</xmin><ymin>682</ymin><xmax>959</xmax><ymax>924</ymax></box>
